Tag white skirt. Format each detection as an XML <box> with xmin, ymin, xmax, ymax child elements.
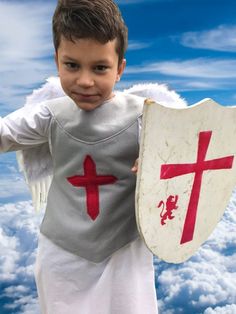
<box><xmin>35</xmin><ymin>233</ymin><xmax>158</xmax><ymax>314</ymax></box>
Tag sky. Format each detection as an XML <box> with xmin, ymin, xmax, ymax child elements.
<box><xmin>1</xmin><ymin>0</ymin><xmax>236</xmax><ymax>313</ymax></box>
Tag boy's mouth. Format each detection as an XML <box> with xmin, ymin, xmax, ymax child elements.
<box><xmin>80</xmin><ymin>94</ymin><xmax>96</xmax><ymax>97</ymax></box>
<box><xmin>71</xmin><ymin>92</ymin><xmax>100</xmax><ymax>103</ymax></box>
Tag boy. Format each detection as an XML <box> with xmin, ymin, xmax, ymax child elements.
<box><xmin>0</xmin><ymin>0</ymin><xmax>158</xmax><ymax>313</ymax></box>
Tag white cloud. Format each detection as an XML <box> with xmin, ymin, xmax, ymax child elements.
<box><xmin>183</xmin><ymin>81</ymin><xmax>221</xmax><ymax>90</ymax></box>
<box><xmin>0</xmin><ymin>154</ymin><xmax>236</xmax><ymax>313</ymax></box>
<box><xmin>20</xmin><ymin>298</ymin><xmax>40</xmax><ymax>314</ymax></box>
<box><xmin>0</xmin><ymin>2</ymin><xmax>52</xmax><ymax>61</ymax></box>
<box><xmin>204</xmin><ymin>304</ymin><xmax>236</xmax><ymax>314</ymax></box>
<box><xmin>4</xmin><ymin>296</ymin><xmax>40</xmax><ymax>314</ymax></box>
<box><xmin>156</xmin><ymin>188</ymin><xmax>236</xmax><ymax>313</ymax></box>
<box><xmin>0</xmin><ymin>200</ymin><xmax>43</xmax><ymax>313</ymax></box>
<box><xmin>126</xmin><ymin>58</ymin><xmax>236</xmax><ymax>78</ymax></box>
<box><xmin>181</xmin><ymin>25</ymin><xmax>236</xmax><ymax>52</ymax></box>
<box><xmin>0</xmin><ymin>155</ymin><xmax>30</xmax><ymax>199</ymax></box>
<box><xmin>0</xmin><ymin>175</ymin><xmax>29</xmax><ymax>198</ymax></box>
<box><xmin>0</xmin><ymin>228</ymin><xmax>19</xmax><ymax>281</ymax></box>
<box><xmin>0</xmin><ymin>1</ymin><xmax>57</xmax><ymax>109</ymax></box>
<box><xmin>118</xmin><ymin>77</ymin><xmax>233</xmax><ymax>95</ymax></box>
<box><xmin>128</xmin><ymin>40</ymin><xmax>152</xmax><ymax>50</ymax></box>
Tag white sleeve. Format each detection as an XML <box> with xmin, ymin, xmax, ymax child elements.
<box><xmin>0</xmin><ymin>102</ymin><xmax>51</xmax><ymax>152</ymax></box>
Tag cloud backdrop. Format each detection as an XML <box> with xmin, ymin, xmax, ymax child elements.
<box><xmin>1</xmin><ymin>0</ymin><xmax>236</xmax><ymax>313</ymax></box>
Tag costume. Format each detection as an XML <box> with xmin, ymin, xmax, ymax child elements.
<box><xmin>0</xmin><ymin>91</ymin><xmax>158</xmax><ymax>314</ymax></box>
<box><xmin>42</xmin><ymin>93</ymin><xmax>142</xmax><ymax>262</ymax></box>
<box><xmin>0</xmin><ymin>80</ymin><xmax>186</xmax><ymax>313</ymax></box>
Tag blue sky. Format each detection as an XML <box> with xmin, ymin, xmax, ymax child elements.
<box><xmin>1</xmin><ymin>0</ymin><xmax>236</xmax><ymax>112</ymax></box>
<box><xmin>120</xmin><ymin>0</ymin><xmax>236</xmax><ymax>106</ymax></box>
<box><xmin>1</xmin><ymin>0</ymin><xmax>236</xmax><ymax>313</ymax></box>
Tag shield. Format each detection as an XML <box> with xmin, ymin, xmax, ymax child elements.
<box><xmin>136</xmin><ymin>98</ymin><xmax>236</xmax><ymax>263</ymax></box>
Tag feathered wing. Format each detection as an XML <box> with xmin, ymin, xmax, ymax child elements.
<box><xmin>17</xmin><ymin>77</ymin><xmax>187</xmax><ymax>211</ymax></box>
<box><xmin>123</xmin><ymin>83</ymin><xmax>187</xmax><ymax>108</ymax></box>
<box><xmin>16</xmin><ymin>77</ymin><xmax>65</xmax><ymax>211</ymax></box>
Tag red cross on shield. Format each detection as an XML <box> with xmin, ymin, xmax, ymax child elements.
<box><xmin>136</xmin><ymin>98</ymin><xmax>236</xmax><ymax>263</ymax></box>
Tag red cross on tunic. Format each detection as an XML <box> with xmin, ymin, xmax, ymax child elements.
<box><xmin>67</xmin><ymin>155</ymin><xmax>118</xmax><ymax>220</ymax></box>
<box><xmin>160</xmin><ymin>131</ymin><xmax>234</xmax><ymax>244</ymax></box>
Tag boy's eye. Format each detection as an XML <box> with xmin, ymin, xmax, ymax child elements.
<box><xmin>65</xmin><ymin>62</ymin><xmax>79</xmax><ymax>70</ymax></box>
<box><xmin>94</xmin><ymin>65</ymin><xmax>109</xmax><ymax>73</ymax></box>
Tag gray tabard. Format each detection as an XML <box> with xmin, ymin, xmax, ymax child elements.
<box><xmin>41</xmin><ymin>92</ymin><xmax>144</xmax><ymax>262</ymax></box>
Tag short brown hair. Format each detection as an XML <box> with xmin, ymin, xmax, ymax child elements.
<box><xmin>52</xmin><ymin>0</ymin><xmax>128</xmax><ymax>65</ymax></box>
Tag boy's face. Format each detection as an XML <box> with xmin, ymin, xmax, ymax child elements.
<box><xmin>55</xmin><ymin>37</ymin><xmax>126</xmax><ymax>111</ymax></box>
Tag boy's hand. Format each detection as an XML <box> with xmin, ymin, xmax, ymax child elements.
<box><xmin>131</xmin><ymin>159</ymin><xmax>139</xmax><ymax>173</ymax></box>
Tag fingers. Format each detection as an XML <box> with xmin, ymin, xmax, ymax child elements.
<box><xmin>131</xmin><ymin>159</ymin><xmax>138</xmax><ymax>173</ymax></box>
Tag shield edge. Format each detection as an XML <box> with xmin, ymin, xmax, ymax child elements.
<box><xmin>135</xmin><ymin>98</ymin><xmax>236</xmax><ymax>264</ymax></box>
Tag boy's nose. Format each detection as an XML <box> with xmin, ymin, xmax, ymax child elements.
<box><xmin>76</xmin><ymin>72</ymin><xmax>94</xmax><ymax>88</ymax></box>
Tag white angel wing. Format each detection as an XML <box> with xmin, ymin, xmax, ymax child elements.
<box><xmin>17</xmin><ymin>77</ymin><xmax>187</xmax><ymax>211</ymax></box>
<box><xmin>123</xmin><ymin>83</ymin><xmax>187</xmax><ymax>108</ymax></box>
<box><xmin>16</xmin><ymin>77</ymin><xmax>65</xmax><ymax>211</ymax></box>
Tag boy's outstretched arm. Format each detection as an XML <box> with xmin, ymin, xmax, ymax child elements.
<box><xmin>0</xmin><ymin>103</ymin><xmax>50</xmax><ymax>153</ymax></box>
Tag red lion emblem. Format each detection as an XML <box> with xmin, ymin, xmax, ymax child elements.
<box><xmin>158</xmin><ymin>195</ymin><xmax>179</xmax><ymax>225</ymax></box>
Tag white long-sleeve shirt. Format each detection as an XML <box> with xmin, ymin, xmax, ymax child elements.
<box><xmin>0</xmin><ymin>102</ymin><xmax>51</xmax><ymax>152</ymax></box>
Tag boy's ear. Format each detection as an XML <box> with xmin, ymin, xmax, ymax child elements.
<box><xmin>116</xmin><ymin>59</ymin><xmax>126</xmax><ymax>82</ymax></box>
